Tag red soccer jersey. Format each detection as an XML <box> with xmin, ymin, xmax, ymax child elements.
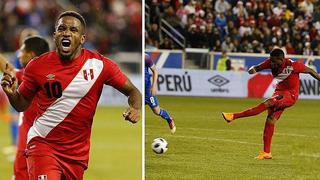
<box><xmin>259</xmin><ymin>58</ymin><xmax>306</xmax><ymax>98</ymax></box>
<box><xmin>16</xmin><ymin>69</ymin><xmax>38</xmax><ymax>151</ymax></box>
<box><xmin>18</xmin><ymin>49</ymin><xmax>128</xmax><ymax>168</ymax></box>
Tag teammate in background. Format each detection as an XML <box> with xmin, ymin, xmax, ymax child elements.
<box><xmin>0</xmin><ymin>55</ymin><xmax>18</xmax><ymax>161</ymax></box>
<box><xmin>0</xmin><ymin>36</ymin><xmax>49</xmax><ymax>179</ymax></box>
<box><xmin>145</xmin><ymin>54</ymin><xmax>176</xmax><ymax>134</ymax></box>
<box><xmin>1</xmin><ymin>11</ymin><xmax>141</xmax><ymax>179</ymax></box>
<box><xmin>0</xmin><ymin>28</ymin><xmax>40</xmax><ymax>161</ymax></box>
<box><xmin>222</xmin><ymin>48</ymin><xmax>320</xmax><ymax>159</ymax></box>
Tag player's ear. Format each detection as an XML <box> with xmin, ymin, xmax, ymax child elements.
<box><xmin>80</xmin><ymin>34</ymin><xmax>86</xmax><ymax>45</ymax></box>
<box><xmin>30</xmin><ymin>51</ymin><xmax>36</xmax><ymax>58</ymax></box>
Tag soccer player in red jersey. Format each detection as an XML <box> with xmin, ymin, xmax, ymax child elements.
<box><xmin>222</xmin><ymin>48</ymin><xmax>320</xmax><ymax>159</ymax></box>
<box><xmin>1</xmin><ymin>11</ymin><xmax>141</xmax><ymax>179</ymax></box>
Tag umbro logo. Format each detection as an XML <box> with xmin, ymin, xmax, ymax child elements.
<box><xmin>208</xmin><ymin>75</ymin><xmax>230</xmax><ymax>87</ymax></box>
<box><xmin>46</xmin><ymin>74</ymin><xmax>55</xmax><ymax>80</ymax></box>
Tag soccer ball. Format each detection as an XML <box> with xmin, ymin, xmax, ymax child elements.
<box><xmin>151</xmin><ymin>138</ymin><xmax>168</xmax><ymax>154</ymax></box>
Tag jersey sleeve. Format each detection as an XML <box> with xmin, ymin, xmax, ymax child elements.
<box><xmin>17</xmin><ymin>62</ymin><xmax>38</xmax><ymax>99</ymax></box>
<box><xmin>258</xmin><ymin>58</ymin><xmax>271</xmax><ymax>70</ymax></box>
<box><xmin>103</xmin><ymin>58</ymin><xmax>128</xmax><ymax>89</ymax></box>
<box><xmin>293</xmin><ymin>61</ymin><xmax>306</xmax><ymax>73</ymax></box>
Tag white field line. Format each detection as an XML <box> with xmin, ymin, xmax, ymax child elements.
<box><xmin>146</xmin><ymin>125</ymin><xmax>320</xmax><ymax>139</ymax></box>
<box><xmin>165</xmin><ymin>134</ymin><xmax>261</xmax><ymax>146</ymax></box>
<box><xmin>146</xmin><ymin>133</ymin><xmax>288</xmax><ymax>147</ymax></box>
<box><xmin>294</xmin><ymin>152</ymin><xmax>320</xmax><ymax>158</ymax></box>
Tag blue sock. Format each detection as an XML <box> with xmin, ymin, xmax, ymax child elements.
<box><xmin>10</xmin><ymin>121</ymin><xmax>18</xmax><ymax>145</ymax></box>
<box><xmin>159</xmin><ymin>109</ymin><xmax>171</xmax><ymax>123</ymax></box>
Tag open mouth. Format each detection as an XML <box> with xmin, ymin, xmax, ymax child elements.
<box><xmin>61</xmin><ymin>39</ymin><xmax>71</xmax><ymax>51</ymax></box>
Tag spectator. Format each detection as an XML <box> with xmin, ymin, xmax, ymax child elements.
<box><xmin>215</xmin><ymin>0</ymin><xmax>231</xmax><ymax>14</ymax></box>
<box><xmin>285</xmin><ymin>41</ymin><xmax>296</xmax><ymax>55</ymax></box>
<box><xmin>186</xmin><ymin>24</ymin><xmax>198</xmax><ymax>48</ymax></box>
<box><xmin>214</xmin><ymin>13</ymin><xmax>227</xmax><ymax>40</ymax></box>
<box><xmin>198</xmin><ymin>25</ymin><xmax>207</xmax><ymax>48</ymax></box>
<box><xmin>184</xmin><ymin>0</ymin><xmax>196</xmax><ymax>15</ymax></box>
<box><xmin>299</xmin><ymin>0</ymin><xmax>314</xmax><ymax>17</ymax></box>
<box><xmin>272</xmin><ymin>2</ymin><xmax>284</xmax><ymax>16</ymax></box>
<box><xmin>159</xmin><ymin>37</ymin><xmax>174</xmax><ymax>49</ymax></box>
<box><xmin>222</xmin><ymin>36</ymin><xmax>235</xmax><ymax>52</ymax></box>
<box><xmin>147</xmin><ymin>23</ymin><xmax>160</xmax><ymax>48</ymax></box>
<box><xmin>206</xmin><ymin>25</ymin><xmax>216</xmax><ymax>51</ymax></box>
<box><xmin>245</xmin><ymin>2</ymin><xmax>256</xmax><ymax>16</ymax></box>
<box><xmin>303</xmin><ymin>42</ymin><xmax>313</xmax><ymax>56</ymax></box>
<box><xmin>239</xmin><ymin>21</ymin><xmax>252</xmax><ymax>37</ymax></box>
<box><xmin>305</xmin><ymin>57</ymin><xmax>318</xmax><ymax>72</ymax></box>
<box><xmin>213</xmin><ymin>39</ymin><xmax>222</xmax><ymax>52</ymax></box>
<box><xmin>233</xmin><ymin>1</ymin><xmax>248</xmax><ymax>19</ymax></box>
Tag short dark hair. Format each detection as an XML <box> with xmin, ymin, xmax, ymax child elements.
<box><xmin>270</xmin><ymin>48</ymin><xmax>285</xmax><ymax>58</ymax></box>
<box><xmin>24</xmin><ymin>36</ymin><xmax>50</xmax><ymax>56</ymax></box>
<box><xmin>56</xmin><ymin>11</ymin><xmax>86</xmax><ymax>33</ymax></box>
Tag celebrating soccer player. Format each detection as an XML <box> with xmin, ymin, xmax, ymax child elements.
<box><xmin>222</xmin><ymin>48</ymin><xmax>320</xmax><ymax>159</ymax></box>
<box><xmin>1</xmin><ymin>11</ymin><xmax>141</xmax><ymax>179</ymax></box>
<box><xmin>145</xmin><ymin>54</ymin><xmax>176</xmax><ymax>134</ymax></box>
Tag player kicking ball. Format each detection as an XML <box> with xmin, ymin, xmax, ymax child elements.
<box><xmin>145</xmin><ymin>54</ymin><xmax>176</xmax><ymax>134</ymax></box>
<box><xmin>222</xmin><ymin>48</ymin><xmax>320</xmax><ymax>159</ymax></box>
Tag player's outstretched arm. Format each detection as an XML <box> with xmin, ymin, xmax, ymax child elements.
<box><xmin>1</xmin><ymin>64</ymin><xmax>31</xmax><ymax>112</ymax></box>
<box><xmin>119</xmin><ymin>79</ymin><xmax>142</xmax><ymax>124</ymax></box>
<box><xmin>248</xmin><ymin>64</ymin><xmax>264</xmax><ymax>74</ymax></box>
<box><xmin>150</xmin><ymin>66</ymin><xmax>158</xmax><ymax>96</ymax></box>
<box><xmin>304</xmin><ymin>66</ymin><xmax>320</xmax><ymax>81</ymax></box>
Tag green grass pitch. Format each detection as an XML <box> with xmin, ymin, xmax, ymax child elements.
<box><xmin>0</xmin><ymin>106</ymin><xmax>141</xmax><ymax>180</ymax></box>
<box><xmin>146</xmin><ymin>96</ymin><xmax>320</xmax><ymax>180</ymax></box>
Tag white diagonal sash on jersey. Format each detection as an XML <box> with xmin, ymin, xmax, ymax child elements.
<box><xmin>27</xmin><ymin>58</ymin><xmax>103</xmax><ymax>143</ymax></box>
<box><xmin>275</xmin><ymin>66</ymin><xmax>293</xmax><ymax>83</ymax></box>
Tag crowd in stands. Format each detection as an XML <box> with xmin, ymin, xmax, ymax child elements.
<box><xmin>146</xmin><ymin>0</ymin><xmax>320</xmax><ymax>55</ymax></box>
<box><xmin>0</xmin><ymin>0</ymin><xmax>141</xmax><ymax>54</ymax></box>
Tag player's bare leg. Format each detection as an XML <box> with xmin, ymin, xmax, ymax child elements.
<box><xmin>152</xmin><ymin>106</ymin><xmax>176</xmax><ymax>134</ymax></box>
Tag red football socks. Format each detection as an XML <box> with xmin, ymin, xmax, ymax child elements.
<box><xmin>263</xmin><ymin>121</ymin><xmax>275</xmax><ymax>153</ymax></box>
<box><xmin>233</xmin><ymin>103</ymin><xmax>267</xmax><ymax>119</ymax></box>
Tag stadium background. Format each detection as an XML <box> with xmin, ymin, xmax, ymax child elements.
<box><xmin>145</xmin><ymin>0</ymin><xmax>320</xmax><ymax>179</ymax></box>
<box><xmin>0</xmin><ymin>0</ymin><xmax>142</xmax><ymax>179</ymax></box>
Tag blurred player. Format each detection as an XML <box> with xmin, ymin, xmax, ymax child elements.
<box><xmin>222</xmin><ymin>48</ymin><xmax>320</xmax><ymax>159</ymax></box>
<box><xmin>145</xmin><ymin>54</ymin><xmax>176</xmax><ymax>134</ymax></box>
<box><xmin>1</xmin><ymin>11</ymin><xmax>141</xmax><ymax>179</ymax></box>
<box><xmin>0</xmin><ymin>36</ymin><xmax>49</xmax><ymax>179</ymax></box>
<box><xmin>0</xmin><ymin>54</ymin><xmax>19</xmax><ymax>158</ymax></box>
<box><xmin>0</xmin><ymin>28</ymin><xmax>40</xmax><ymax>161</ymax></box>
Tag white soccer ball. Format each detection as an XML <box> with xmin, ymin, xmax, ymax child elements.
<box><xmin>151</xmin><ymin>138</ymin><xmax>168</xmax><ymax>154</ymax></box>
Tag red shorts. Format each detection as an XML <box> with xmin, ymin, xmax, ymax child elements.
<box><xmin>14</xmin><ymin>150</ymin><xmax>28</xmax><ymax>180</ymax></box>
<box><xmin>267</xmin><ymin>91</ymin><xmax>297</xmax><ymax>120</ymax></box>
<box><xmin>14</xmin><ymin>115</ymin><xmax>32</xmax><ymax>179</ymax></box>
<box><xmin>26</xmin><ymin>141</ymin><xmax>85</xmax><ymax>180</ymax></box>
